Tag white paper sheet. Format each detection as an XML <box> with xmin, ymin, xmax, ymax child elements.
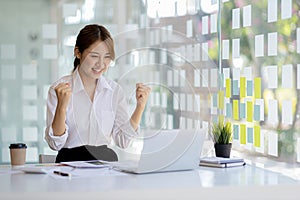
<box><xmin>255</xmin><ymin>34</ymin><xmax>264</xmax><ymax>57</ymax></box>
<box><xmin>202</xmin><ymin>16</ymin><xmax>208</xmax><ymax>35</ymax></box>
<box><xmin>194</xmin><ymin>44</ymin><xmax>201</xmax><ymax>61</ymax></box>
<box><xmin>243</xmin><ymin>5</ymin><xmax>251</xmax><ymax>27</ymax></box>
<box><xmin>281</xmin><ymin>0</ymin><xmax>292</xmax><ymax>19</ymax></box>
<box><xmin>222</xmin><ymin>40</ymin><xmax>229</xmax><ymax>59</ymax></box>
<box><xmin>268</xmin><ymin>0</ymin><xmax>277</xmax><ymax>23</ymax></box>
<box><xmin>267</xmin><ymin>65</ymin><xmax>278</xmax><ymax>88</ymax></box>
<box><xmin>282</xmin><ymin>64</ymin><xmax>293</xmax><ymax>88</ymax></box>
<box><xmin>232</xmin><ymin>38</ymin><xmax>240</xmax><ymax>58</ymax></box>
<box><xmin>187</xmin><ymin>94</ymin><xmax>193</xmax><ymax>111</ymax></box>
<box><xmin>180</xmin><ymin>69</ymin><xmax>186</xmax><ymax>86</ymax></box>
<box><xmin>297</xmin><ymin>64</ymin><xmax>300</xmax><ymax>89</ymax></box>
<box><xmin>167</xmin><ymin>115</ymin><xmax>173</xmax><ymax>129</ymax></box>
<box><xmin>282</xmin><ymin>100</ymin><xmax>292</xmax><ymax>125</ymax></box>
<box><xmin>167</xmin><ymin>70</ymin><xmax>173</xmax><ymax>86</ymax></box>
<box><xmin>268</xmin><ymin>32</ymin><xmax>277</xmax><ymax>56</ymax></box>
<box><xmin>268</xmin><ymin>99</ymin><xmax>278</xmax><ymax>124</ymax></box>
<box><xmin>180</xmin><ymin>93</ymin><xmax>186</xmax><ymax>111</ymax></box>
<box><xmin>232</xmin><ymin>8</ymin><xmax>240</xmax><ymax>29</ymax></box>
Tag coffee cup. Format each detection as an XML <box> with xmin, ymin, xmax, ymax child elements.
<box><xmin>9</xmin><ymin>143</ymin><xmax>27</xmax><ymax>166</ymax></box>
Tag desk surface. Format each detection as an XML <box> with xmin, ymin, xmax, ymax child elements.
<box><xmin>1</xmin><ymin>164</ymin><xmax>300</xmax><ymax>200</ymax></box>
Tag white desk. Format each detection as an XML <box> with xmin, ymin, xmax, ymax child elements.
<box><xmin>1</xmin><ymin>164</ymin><xmax>299</xmax><ymax>200</ymax></box>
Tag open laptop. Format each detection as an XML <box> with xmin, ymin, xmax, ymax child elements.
<box><xmin>112</xmin><ymin>128</ymin><xmax>206</xmax><ymax>174</ymax></box>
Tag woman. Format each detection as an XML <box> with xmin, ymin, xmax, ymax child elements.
<box><xmin>45</xmin><ymin>24</ymin><xmax>151</xmax><ymax>163</ymax></box>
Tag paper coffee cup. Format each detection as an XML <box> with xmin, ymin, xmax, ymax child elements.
<box><xmin>9</xmin><ymin>143</ymin><xmax>27</xmax><ymax>166</ymax></box>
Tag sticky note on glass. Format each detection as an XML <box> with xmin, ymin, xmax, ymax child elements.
<box><xmin>255</xmin><ymin>34</ymin><xmax>264</xmax><ymax>57</ymax></box>
<box><xmin>233</xmin><ymin>124</ymin><xmax>239</xmax><ymax>140</ymax></box>
<box><xmin>210</xmin><ymin>13</ymin><xmax>217</xmax><ymax>33</ymax></box>
<box><xmin>202</xmin><ymin>69</ymin><xmax>208</xmax><ymax>87</ymax></box>
<box><xmin>297</xmin><ymin>29</ymin><xmax>300</xmax><ymax>54</ymax></box>
<box><xmin>240</xmin><ymin>102</ymin><xmax>246</xmax><ymax>119</ymax></box>
<box><xmin>232</xmin><ymin>38</ymin><xmax>240</xmax><ymax>58</ymax></box>
<box><xmin>254</xmin><ymin>104</ymin><xmax>260</xmax><ymax>121</ymax></box>
<box><xmin>247</xmin><ymin>80</ymin><xmax>253</xmax><ymax>96</ymax></box>
<box><xmin>42</xmin><ymin>24</ymin><xmax>57</xmax><ymax>39</ymax></box>
<box><xmin>202</xmin><ymin>42</ymin><xmax>208</xmax><ymax>61</ymax></box>
<box><xmin>218</xmin><ymin>91</ymin><xmax>224</xmax><ymax>109</ymax></box>
<box><xmin>226</xmin><ymin>103</ymin><xmax>232</xmax><ymax>118</ymax></box>
<box><xmin>243</xmin><ymin>5</ymin><xmax>251</xmax><ymax>27</ymax></box>
<box><xmin>247</xmin><ymin>127</ymin><xmax>253</xmax><ymax>144</ymax></box>
<box><xmin>232</xmin><ymin>8</ymin><xmax>240</xmax><ymax>29</ymax></box>
<box><xmin>268</xmin><ymin>32</ymin><xmax>278</xmax><ymax>56</ymax></box>
<box><xmin>240</xmin><ymin>77</ymin><xmax>246</xmax><ymax>98</ymax></box>
<box><xmin>246</xmin><ymin>101</ymin><xmax>253</xmax><ymax>122</ymax></box>
<box><xmin>202</xmin><ymin>16</ymin><xmax>208</xmax><ymax>35</ymax></box>
<box><xmin>222</xmin><ymin>40</ymin><xmax>229</xmax><ymax>59</ymax></box>
<box><xmin>223</xmin><ymin>68</ymin><xmax>230</xmax><ymax>87</ymax></box>
<box><xmin>211</xmin><ymin>68</ymin><xmax>218</xmax><ymax>88</ymax></box>
<box><xmin>63</xmin><ymin>3</ymin><xmax>77</xmax><ymax>18</ymax></box>
<box><xmin>233</xmin><ymin>80</ymin><xmax>239</xmax><ymax>95</ymax></box>
<box><xmin>281</xmin><ymin>0</ymin><xmax>292</xmax><ymax>19</ymax></box>
<box><xmin>268</xmin><ymin>0</ymin><xmax>277</xmax><ymax>23</ymax></box>
<box><xmin>282</xmin><ymin>64</ymin><xmax>293</xmax><ymax>88</ymax></box>
<box><xmin>240</xmin><ymin>124</ymin><xmax>246</xmax><ymax>144</ymax></box>
<box><xmin>268</xmin><ymin>131</ymin><xmax>278</xmax><ymax>157</ymax></box>
<box><xmin>282</xmin><ymin>100</ymin><xmax>292</xmax><ymax>125</ymax></box>
<box><xmin>255</xmin><ymin>99</ymin><xmax>265</xmax><ymax>121</ymax></box>
<box><xmin>268</xmin><ymin>99</ymin><xmax>278</xmax><ymax>124</ymax></box>
<box><xmin>233</xmin><ymin>100</ymin><xmax>239</xmax><ymax>120</ymax></box>
<box><xmin>254</xmin><ymin>125</ymin><xmax>261</xmax><ymax>147</ymax></box>
<box><xmin>254</xmin><ymin>77</ymin><xmax>261</xmax><ymax>99</ymax></box>
<box><xmin>267</xmin><ymin>66</ymin><xmax>278</xmax><ymax>89</ymax></box>
<box><xmin>43</xmin><ymin>44</ymin><xmax>58</xmax><ymax>59</ymax></box>
<box><xmin>226</xmin><ymin>78</ymin><xmax>231</xmax><ymax>98</ymax></box>
<box><xmin>186</xmin><ymin>19</ymin><xmax>193</xmax><ymax>37</ymax></box>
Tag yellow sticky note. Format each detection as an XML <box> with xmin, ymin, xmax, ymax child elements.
<box><xmin>233</xmin><ymin>100</ymin><xmax>239</xmax><ymax>120</ymax></box>
<box><xmin>246</xmin><ymin>101</ymin><xmax>253</xmax><ymax>122</ymax></box>
<box><xmin>254</xmin><ymin>125</ymin><xmax>261</xmax><ymax>147</ymax></box>
<box><xmin>226</xmin><ymin>78</ymin><xmax>231</xmax><ymax>98</ymax></box>
<box><xmin>254</xmin><ymin>77</ymin><xmax>261</xmax><ymax>99</ymax></box>
<box><xmin>218</xmin><ymin>90</ymin><xmax>224</xmax><ymax>109</ymax></box>
<box><xmin>240</xmin><ymin>77</ymin><xmax>246</xmax><ymax>98</ymax></box>
<box><xmin>240</xmin><ymin>124</ymin><xmax>246</xmax><ymax>144</ymax></box>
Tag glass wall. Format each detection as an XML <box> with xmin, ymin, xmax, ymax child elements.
<box><xmin>1</xmin><ymin>0</ymin><xmax>300</xmax><ymax>172</ymax></box>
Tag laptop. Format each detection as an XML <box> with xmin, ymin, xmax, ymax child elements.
<box><xmin>112</xmin><ymin>129</ymin><xmax>206</xmax><ymax>174</ymax></box>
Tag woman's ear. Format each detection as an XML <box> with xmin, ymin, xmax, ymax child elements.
<box><xmin>74</xmin><ymin>47</ymin><xmax>81</xmax><ymax>59</ymax></box>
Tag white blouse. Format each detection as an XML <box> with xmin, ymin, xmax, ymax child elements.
<box><xmin>45</xmin><ymin>69</ymin><xmax>137</xmax><ymax>151</ymax></box>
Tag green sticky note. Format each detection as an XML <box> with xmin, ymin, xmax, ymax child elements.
<box><xmin>254</xmin><ymin>77</ymin><xmax>261</xmax><ymax>99</ymax></box>
<box><xmin>247</xmin><ymin>80</ymin><xmax>253</xmax><ymax>96</ymax></box>
<box><xmin>240</xmin><ymin>103</ymin><xmax>245</xmax><ymax>119</ymax></box>
<box><xmin>226</xmin><ymin>103</ymin><xmax>232</xmax><ymax>118</ymax></box>
<box><xmin>240</xmin><ymin>124</ymin><xmax>246</xmax><ymax>144</ymax></box>
<box><xmin>218</xmin><ymin>91</ymin><xmax>224</xmax><ymax>109</ymax></box>
<box><xmin>247</xmin><ymin>101</ymin><xmax>253</xmax><ymax>122</ymax></box>
<box><xmin>254</xmin><ymin>104</ymin><xmax>260</xmax><ymax>121</ymax></box>
<box><xmin>233</xmin><ymin>124</ymin><xmax>239</xmax><ymax>140</ymax></box>
<box><xmin>254</xmin><ymin>125</ymin><xmax>261</xmax><ymax>147</ymax></box>
<box><xmin>226</xmin><ymin>78</ymin><xmax>231</xmax><ymax>98</ymax></box>
<box><xmin>240</xmin><ymin>77</ymin><xmax>246</xmax><ymax>98</ymax></box>
<box><xmin>233</xmin><ymin>80</ymin><xmax>239</xmax><ymax>95</ymax></box>
<box><xmin>233</xmin><ymin>100</ymin><xmax>239</xmax><ymax>120</ymax></box>
<box><xmin>247</xmin><ymin>127</ymin><xmax>253</xmax><ymax>143</ymax></box>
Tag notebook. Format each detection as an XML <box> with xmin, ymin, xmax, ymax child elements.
<box><xmin>112</xmin><ymin>129</ymin><xmax>206</xmax><ymax>174</ymax></box>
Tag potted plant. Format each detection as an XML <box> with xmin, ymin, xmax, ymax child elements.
<box><xmin>211</xmin><ymin>120</ymin><xmax>233</xmax><ymax>158</ymax></box>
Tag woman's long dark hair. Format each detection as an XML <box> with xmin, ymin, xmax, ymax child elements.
<box><xmin>73</xmin><ymin>24</ymin><xmax>115</xmax><ymax>72</ymax></box>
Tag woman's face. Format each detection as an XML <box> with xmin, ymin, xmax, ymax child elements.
<box><xmin>77</xmin><ymin>40</ymin><xmax>112</xmax><ymax>82</ymax></box>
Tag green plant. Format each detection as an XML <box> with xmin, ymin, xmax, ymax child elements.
<box><xmin>211</xmin><ymin>120</ymin><xmax>233</xmax><ymax>144</ymax></box>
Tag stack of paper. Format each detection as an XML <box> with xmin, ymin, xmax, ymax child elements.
<box><xmin>199</xmin><ymin>157</ymin><xmax>246</xmax><ymax>168</ymax></box>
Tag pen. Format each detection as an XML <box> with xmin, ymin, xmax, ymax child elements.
<box><xmin>53</xmin><ymin>170</ymin><xmax>71</xmax><ymax>177</ymax></box>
